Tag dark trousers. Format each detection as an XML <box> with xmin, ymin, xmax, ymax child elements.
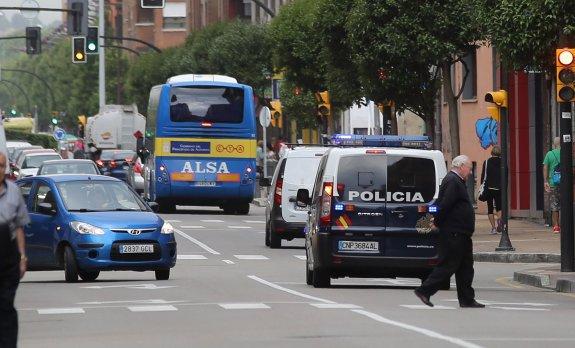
<box><xmin>0</xmin><ymin>264</ymin><xmax>19</xmax><ymax>348</ymax></box>
<box><xmin>417</xmin><ymin>231</ymin><xmax>476</xmax><ymax>305</ymax></box>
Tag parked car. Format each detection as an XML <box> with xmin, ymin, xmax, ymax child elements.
<box><xmin>11</xmin><ymin>145</ymin><xmax>42</xmax><ymax>164</ymax></box>
<box><xmin>6</xmin><ymin>141</ymin><xmax>32</xmax><ymax>162</ymax></box>
<box><xmin>14</xmin><ymin>151</ymin><xmax>61</xmax><ymax>179</ymax></box>
<box><xmin>263</xmin><ymin>146</ymin><xmax>330</xmax><ymax>248</ymax></box>
<box><xmin>16</xmin><ymin>174</ymin><xmax>177</xmax><ymax>282</ymax></box>
<box><xmin>97</xmin><ymin>149</ymin><xmax>136</xmax><ymax>181</ymax></box>
<box><xmin>37</xmin><ymin>159</ymin><xmax>101</xmax><ymax>176</ymax></box>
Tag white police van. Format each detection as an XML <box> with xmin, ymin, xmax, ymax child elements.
<box><xmin>297</xmin><ymin>135</ymin><xmax>448</xmax><ymax>287</ymax></box>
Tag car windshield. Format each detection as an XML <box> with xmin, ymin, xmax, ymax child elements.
<box><xmin>39</xmin><ymin>162</ymin><xmax>99</xmax><ymax>175</ymax></box>
<box><xmin>57</xmin><ymin>181</ymin><xmax>147</xmax><ymax>212</ymax></box>
<box><xmin>101</xmin><ymin>150</ymin><xmax>134</xmax><ymax>160</ymax></box>
<box><xmin>23</xmin><ymin>154</ymin><xmax>61</xmax><ymax>169</ymax></box>
<box><xmin>112</xmin><ymin>151</ymin><xmax>135</xmax><ymax>160</ymax></box>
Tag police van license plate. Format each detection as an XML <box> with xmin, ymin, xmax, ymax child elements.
<box><xmin>195</xmin><ymin>181</ymin><xmax>216</xmax><ymax>187</ymax></box>
<box><xmin>120</xmin><ymin>244</ymin><xmax>154</xmax><ymax>254</ymax></box>
<box><xmin>338</xmin><ymin>241</ymin><xmax>379</xmax><ymax>253</ymax></box>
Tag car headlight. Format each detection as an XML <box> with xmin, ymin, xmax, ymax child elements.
<box><xmin>70</xmin><ymin>221</ymin><xmax>104</xmax><ymax>235</ymax></box>
<box><xmin>161</xmin><ymin>222</ymin><xmax>174</xmax><ymax>234</ymax></box>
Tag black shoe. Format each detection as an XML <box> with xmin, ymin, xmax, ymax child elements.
<box><xmin>414</xmin><ymin>289</ymin><xmax>434</xmax><ymax>307</ymax></box>
<box><xmin>460</xmin><ymin>300</ymin><xmax>485</xmax><ymax>308</ymax></box>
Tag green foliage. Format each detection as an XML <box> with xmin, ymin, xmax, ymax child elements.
<box><xmin>5</xmin><ymin>129</ymin><xmax>57</xmax><ymax>150</ymax></box>
<box><xmin>279</xmin><ymin>80</ymin><xmax>318</xmax><ymax>129</ymax></box>
<box><xmin>487</xmin><ymin>0</ymin><xmax>575</xmax><ymax>72</ymax></box>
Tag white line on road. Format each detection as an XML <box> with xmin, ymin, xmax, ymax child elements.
<box><xmin>235</xmin><ymin>255</ymin><xmax>269</xmax><ymax>260</ymax></box>
<box><xmin>201</xmin><ymin>219</ymin><xmax>224</xmax><ymax>223</ymax></box>
<box><xmin>243</xmin><ymin>220</ymin><xmax>265</xmax><ymax>224</ymax></box>
<box><xmin>177</xmin><ymin>254</ymin><xmax>208</xmax><ymax>260</ymax></box>
<box><xmin>294</xmin><ymin>255</ymin><xmax>307</xmax><ymax>260</ymax></box>
<box><xmin>175</xmin><ymin>229</ymin><xmax>221</xmax><ymax>255</ymax></box>
<box><xmin>38</xmin><ymin>308</ymin><xmax>85</xmax><ymax>315</ymax></box>
<box><xmin>248</xmin><ymin>275</ymin><xmax>335</xmax><ymax>304</ymax></box>
<box><xmin>442</xmin><ymin>299</ymin><xmax>554</xmax><ymax>306</ymax></box>
<box><xmin>128</xmin><ymin>305</ymin><xmax>178</xmax><ymax>312</ymax></box>
<box><xmin>228</xmin><ymin>226</ymin><xmax>252</xmax><ymax>229</ymax></box>
<box><xmin>219</xmin><ymin>303</ymin><xmax>270</xmax><ymax>310</ymax></box>
<box><xmin>310</xmin><ymin>303</ymin><xmax>362</xmax><ymax>309</ymax></box>
<box><xmin>352</xmin><ymin>309</ymin><xmax>483</xmax><ymax>348</ymax></box>
<box><xmin>489</xmin><ymin>306</ymin><xmax>549</xmax><ymax>311</ymax></box>
<box><xmin>222</xmin><ymin>259</ymin><xmax>235</xmax><ymax>264</ymax></box>
<box><xmin>78</xmin><ymin>299</ymin><xmax>175</xmax><ymax>305</ymax></box>
<box><xmin>82</xmin><ymin>283</ymin><xmax>175</xmax><ymax>290</ymax></box>
<box><xmin>400</xmin><ymin>305</ymin><xmax>456</xmax><ymax>310</ymax></box>
<box><xmin>180</xmin><ymin>226</ymin><xmax>206</xmax><ymax>229</ymax></box>
<box><xmin>164</xmin><ymin>220</ymin><xmax>181</xmax><ymax>223</ymax></box>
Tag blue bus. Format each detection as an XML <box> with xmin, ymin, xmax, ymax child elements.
<box><xmin>142</xmin><ymin>74</ymin><xmax>257</xmax><ymax>214</ymax></box>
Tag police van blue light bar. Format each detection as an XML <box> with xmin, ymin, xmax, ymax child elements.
<box><xmin>330</xmin><ymin>134</ymin><xmax>432</xmax><ymax>149</ymax></box>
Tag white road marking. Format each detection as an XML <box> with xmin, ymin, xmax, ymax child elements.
<box><xmin>222</xmin><ymin>259</ymin><xmax>235</xmax><ymax>264</ymax></box>
<box><xmin>401</xmin><ymin>305</ymin><xmax>456</xmax><ymax>310</ymax></box>
<box><xmin>177</xmin><ymin>254</ymin><xmax>208</xmax><ymax>260</ymax></box>
<box><xmin>294</xmin><ymin>255</ymin><xmax>307</xmax><ymax>260</ymax></box>
<box><xmin>219</xmin><ymin>303</ymin><xmax>270</xmax><ymax>310</ymax></box>
<box><xmin>164</xmin><ymin>220</ymin><xmax>181</xmax><ymax>223</ymax></box>
<box><xmin>235</xmin><ymin>255</ymin><xmax>269</xmax><ymax>260</ymax></box>
<box><xmin>78</xmin><ymin>299</ymin><xmax>174</xmax><ymax>305</ymax></box>
<box><xmin>82</xmin><ymin>283</ymin><xmax>175</xmax><ymax>290</ymax></box>
<box><xmin>128</xmin><ymin>305</ymin><xmax>178</xmax><ymax>312</ymax></box>
<box><xmin>180</xmin><ymin>226</ymin><xmax>206</xmax><ymax>229</ymax></box>
<box><xmin>490</xmin><ymin>306</ymin><xmax>549</xmax><ymax>311</ymax></box>
<box><xmin>443</xmin><ymin>299</ymin><xmax>554</xmax><ymax>307</ymax></box>
<box><xmin>248</xmin><ymin>275</ymin><xmax>335</xmax><ymax>304</ymax></box>
<box><xmin>243</xmin><ymin>220</ymin><xmax>265</xmax><ymax>224</ymax></box>
<box><xmin>38</xmin><ymin>308</ymin><xmax>85</xmax><ymax>315</ymax></box>
<box><xmin>310</xmin><ymin>303</ymin><xmax>362</xmax><ymax>309</ymax></box>
<box><xmin>175</xmin><ymin>229</ymin><xmax>221</xmax><ymax>255</ymax></box>
<box><xmin>201</xmin><ymin>219</ymin><xmax>224</xmax><ymax>223</ymax></box>
<box><xmin>352</xmin><ymin>309</ymin><xmax>483</xmax><ymax>348</ymax></box>
<box><xmin>228</xmin><ymin>226</ymin><xmax>252</xmax><ymax>229</ymax></box>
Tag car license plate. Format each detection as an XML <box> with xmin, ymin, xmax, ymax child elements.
<box><xmin>195</xmin><ymin>181</ymin><xmax>216</xmax><ymax>187</ymax></box>
<box><xmin>119</xmin><ymin>244</ymin><xmax>154</xmax><ymax>254</ymax></box>
<box><xmin>338</xmin><ymin>241</ymin><xmax>379</xmax><ymax>253</ymax></box>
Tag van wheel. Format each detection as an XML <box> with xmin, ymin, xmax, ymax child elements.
<box><xmin>79</xmin><ymin>270</ymin><xmax>100</xmax><ymax>282</ymax></box>
<box><xmin>236</xmin><ymin>203</ymin><xmax>250</xmax><ymax>215</ymax></box>
<box><xmin>155</xmin><ymin>269</ymin><xmax>170</xmax><ymax>280</ymax></box>
<box><xmin>223</xmin><ymin>205</ymin><xmax>236</xmax><ymax>215</ymax></box>
<box><xmin>312</xmin><ymin>266</ymin><xmax>330</xmax><ymax>288</ymax></box>
<box><xmin>269</xmin><ymin>224</ymin><xmax>281</xmax><ymax>249</ymax></box>
<box><xmin>306</xmin><ymin>250</ymin><xmax>313</xmax><ymax>285</ymax></box>
<box><xmin>64</xmin><ymin>246</ymin><xmax>79</xmax><ymax>283</ymax></box>
<box><xmin>265</xmin><ymin>222</ymin><xmax>271</xmax><ymax>247</ymax></box>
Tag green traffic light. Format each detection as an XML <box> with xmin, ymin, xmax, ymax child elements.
<box><xmin>10</xmin><ymin>109</ymin><xmax>16</xmax><ymax>116</ymax></box>
<box><xmin>51</xmin><ymin>118</ymin><xmax>58</xmax><ymax>125</ymax></box>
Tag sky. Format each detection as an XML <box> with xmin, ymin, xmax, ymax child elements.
<box><xmin>0</xmin><ymin>0</ymin><xmax>65</xmax><ymax>27</ymax></box>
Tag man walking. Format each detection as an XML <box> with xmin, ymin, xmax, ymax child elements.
<box><xmin>414</xmin><ymin>155</ymin><xmax>484</xmax><ymax>308</ymax></box>
<box><xmin>0</xmin><ymin>152</ymin><xmax>30</xmax><ymax>347</ymax></box>
<box><xmin>543</xmin><ymin>137</ymin><xmax>561</xmax><ymax>233</ymax></box>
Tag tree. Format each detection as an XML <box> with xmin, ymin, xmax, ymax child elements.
<box><xmin>346</xmin><ymin>0</ymin><xmax>485</xmax><ymax>156</ymax></box>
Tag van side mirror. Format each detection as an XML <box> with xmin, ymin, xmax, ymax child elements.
<box><xmin>38</xmin><ymin>202</ymin><xmax>57</xmax><ymax>215</ymax></box>
<box><xmin>296</xmin><ymin>189</ymin><xmax>310</xmax><ymax>207</ymax></box>
<box><xmin>259</xmin><ymin>177</ymin><xmax>271</xmax><ymax>187</ymax></box>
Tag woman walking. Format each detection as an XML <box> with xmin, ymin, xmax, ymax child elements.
<box><xmin>481</xmin><ymin>146</ymin><xmax>502</xmax><ymax>234</ymax></box>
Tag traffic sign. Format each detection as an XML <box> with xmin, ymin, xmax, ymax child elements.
<box><xmin>133</xmin><ymin>130</ymin><xmax>143</xmax><ymax>139</ymax></box>
<box><xmin>53</xmin><ymin>128</ymin><xmax>66</xmax><ymax>141</ymax></box>
<box><xmin>259</xmin><ymin>107</ymin><xmax>271</xmax><ymax>127</ymax></box>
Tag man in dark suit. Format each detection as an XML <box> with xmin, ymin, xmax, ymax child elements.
<box><xmin>414</xmin><ymin>155</ymin><xmax>484</xmax><ymax>308</ymax></box>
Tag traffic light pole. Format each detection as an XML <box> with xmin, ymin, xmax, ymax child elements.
<box><xmin>559</xmin><ymin>102</ymin><xmax>574</xmax><ymax>272</ymax></box>
<box><xmin>496</xmin><ymin>106</ymin><xmax>515</xmax><ymax>251</ymax></box>
<box><xmin>99</xmin><ymin>0</ymin><xmax>105</xmax><ymax>109</ymax></box>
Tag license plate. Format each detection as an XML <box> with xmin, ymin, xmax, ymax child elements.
<box><xmin>338</xmin><ymin>241</ymin><xmax>379</xmax><ymax>253</ymax></box>
<box><xmin>195</xmin><ymin>181</ymin><xmax>216</xmax><ymax>187</ymax></box>
<box><xmin>119</xmin><ymin>244</ymin><xmax>154</xmax><ymax>254</ymax></box>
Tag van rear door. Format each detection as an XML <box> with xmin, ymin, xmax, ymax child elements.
<box><xmin>385</xmin><ymin>155</ymin><xmax>438</xmax><ymax>257</ymax></box>
<box><xmin>282</xmin><ymin>156</ymin><xmax>323</xmax><ymax>223</ymax></box>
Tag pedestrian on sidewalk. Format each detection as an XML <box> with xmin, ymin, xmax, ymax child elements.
<box><xmin>0</xmin><ymin>152</ymin><xmax>30</xmax><ymax>348</ymax></box>
<box><xmin>414</xmin><ymin>155</ymin><xmax>484</xmax><ymax>308</ymax></box>
<box><xmin>543</xmin><ymin>137</ymin><xmax>561</xmax><ymax>233</ymax></box>
<box><xmin>480</xmin><ymin>146</ymin><xmax>502</xmax><ymax>234</ymax></box>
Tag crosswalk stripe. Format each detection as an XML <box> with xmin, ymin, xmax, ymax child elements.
<box><xmin>294</xmin><ymin>255</ymin><xmax>307</xmax><ymax>260</ymax></box>
<box><xmin>201</xmin><ymin>219</ymin><xmax>224</xmax><ymax>223</ymax></box>
<box><xmin>177</xmin><ymin>255</ymin><xmax>208</xmax><ymax>260</ymax></box>
<box><xmin>164</xmin><ymin>220</ymin><xmax>181</xmax><ymax>223</ymax></box>
<box><xmin>180</xmin><ymin>226</ymin><xmax>206</xmax><ymax>229</ymax></box>
<box><xmin>128</xmin><ymin>305</ymin><xmax>178</xmax><ymax>312</ymax></box>
<box><xmin>401</xmin><ymin>305</ymin><xmax>456</xmax><ymax>310</ymax></box>
<box><xmin>310</xmin><ymin>303</ymin><xmax>362</xmax><ymax>309</ymax></box>
<box><xmin>228</xmin><ymin>226</ymin><xmax>252</xmax><ymax>229</ymax></box>
<box><xmin>219</xmin><ymin>303</ymin><xmax>270</xmax><ymax>310</ymax></box>
<box><xmin>38</xmin><ymin>308</ymin><xmax>85</xmax><ymax>315</ymax></box>
<box><xmin>234</xmin><ymin>255</ymin><xmax>269</xmax><ymax>260</ymax></box>
<box><xmin>243</xmin><ymin>220</ymin><xmax>265</xmax><ymax>224</ymax></box>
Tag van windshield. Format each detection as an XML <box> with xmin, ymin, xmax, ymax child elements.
<box><xmin>284</xmin><ymin>157</ymin><xmax>322</xmax><ymax>187</ymax></box>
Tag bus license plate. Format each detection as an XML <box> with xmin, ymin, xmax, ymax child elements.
<box><xmin>195</xmin><ymin>181</ymin><xmax>216</xmax><ymax>187</ymax></box>
<box><xmin>338</xmin><ymin>241</ymin><xmax>379</xmax><ymax>253</ymax></box>
<box><xmin>120</xmin><ymin>244</ymin><xmax>154</xmax><ymax>254</ymax></box>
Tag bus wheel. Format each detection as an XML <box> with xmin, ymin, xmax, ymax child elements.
<box><xmin>223</xmin><ymin>204</ymin><xmax>236</xmax><ymax>215</ymax></box>
<box><xmin>236</xmin><ymin>203</ymin><xmax>250</xmax><ymax>215</ymax></box>
<box><xmin>158</xmin><ymin>201</ymin><xmax>176</xmax><ymax>214</ymax></box>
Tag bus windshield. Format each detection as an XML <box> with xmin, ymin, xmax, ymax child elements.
<box><xmin>170</xmin><ymin>86</ymin><xmax>244</xmax><ymax>124</ymax></box>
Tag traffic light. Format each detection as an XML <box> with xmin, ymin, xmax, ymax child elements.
<box><xmin>72</xmin><ymin>36</ymin><xmax>87</xmax><ymax>63</ymax></box>
<box><xmin>315</xmin><ymin>91</ymin><xmax>331</xmax><ymax>118</ymax></box>
<box><xmin>270</xmin><ymin>100</ymin><xmax>282</xmax><ymax>128</ymax></box>
<box><xmin>51</xmin><ymin>118</ymin><xmax>58</xmax><ymax>125</ymax></box>
<box><xmin>25</xmin><ymin>27</ymin><xmax>41</xmax><ymax>55</ymax></box>
<box><xmin>67</xmin><ymin>0</ymin><xmax>88</xmax><ymax>36</ymax></box>
<box><xmin>10</xmin><ymin>107</ymin><xmax>17</xmax><ymax>116</ymax></box>
<box><xmin>86</xmin><ymin>27</ymin><xmax>99</xmax><ymax>54</ymax></box>
<box><xmin>556</xmin><ymin>48</ymin><xmax>575</xmax><ymax>102</ymax></box>
<box><xmin>484</xmin><ymin>90</ymin><xmax>508</xmax><ymax>108</ymax></box>
<box><xmin>141</xmin><ymin>0</ymin><xmax>165</xmax><ymax>8</ymax></box>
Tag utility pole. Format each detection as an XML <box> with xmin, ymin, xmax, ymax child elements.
<box><xmin>99</xmin><ymin>0</ymin><xmax>105</xmax><ymax>109</ymax></box>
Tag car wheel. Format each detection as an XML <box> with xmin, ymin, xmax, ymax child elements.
<box><xmin>64</xmin><ymin>246</ymin><xmax>79</xmax><ymax>283</ymax></box>
<box><xmin>79</xmin><ymin>270</ymin><xmax>100</xmax><ymax>282</ymax></box>
<box><xmin>269</xmin><ymin>222</ymin><xmax>281</xmax><ymax>249</ymax></box>
<box><xmin>306</xmin><ymin>249</ymin><xmax>313</xmax><ymax>286</ymax></box>
<box><xmin>235</xmin><ymin>203</ymin><xmax>250</xmax><ymax>215</ymax></box>
<box><xmin>155</xmin><ymin>269</ymin><xmax>170</xmax><ymax>280</ymax></box>
<box><xmin>265</xmin><ymin>222</ymin><xmax>271</xmax><ymax>247</ymax></box>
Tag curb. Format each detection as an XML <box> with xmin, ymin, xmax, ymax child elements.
<box><xmin>473</xmin><ymin>252</ymin><xmax>560</xmax><ymax>263</ymax></box>
<box><xmin>513</xmin><ymin>270</ymin><xmax>575</xmax><ymax>293</ymax></box>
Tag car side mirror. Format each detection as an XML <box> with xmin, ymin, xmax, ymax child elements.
<box><xmin>148</xmin><ymin>201</ymin><xmax>159</xmax><ymax>213</ymax></box>
<box><xmin>38</xmin><ymin>202</ymin><xmax>57</xmax><ymax>215</ymax></box>
<box><xmin>259</xmin><ymin>177</ymin><xmax>271</xmax><ymax>187</ymax></box>
<box><xmin>296</xmin><ymin>189</ymin><xmax>310</xmax><ymax>207</ymax></box>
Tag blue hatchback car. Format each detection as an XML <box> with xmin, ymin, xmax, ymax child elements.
<box><xmin>16</xmin><ymin>175</ymin><xmax>177</xmax><ymax>282</ymax></box>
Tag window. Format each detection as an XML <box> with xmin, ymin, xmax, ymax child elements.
<box><xmin>336</xmin><ymin>155</ymin><xmax>386</xmax><ymax>203</ymax></box>
<box><xmin>136</xmin><ymin>7</ymin><xmax>154</xmax><ymax>24</ymax></box>
<box><xmin>312</xmin><ymin>155</ymin><xmax>328</xmax><ymax>199</ymax></box>
<box><xmin>387</xmin><ymin>156</ymin><xmax>436</xmax><ymax>203</ymax></box>
<box><xmin>461</xmin><ymin>50</ymin><xmax>477</xmax><ymax>100</ymax></box>
<box><xmin>18</xmin><ymin>182</ymin><xmax>33</xmax><ymax>204</ymax></box>
<box><xmin>34</xmin><ymin>184</ymin><xmax>55</xmax><ymax>213</ymax></box>
<box><xmin>163</xmin><ymin>2</ymin><xmax>186</xmax><ymax>29</ymax></box>
<box><xmin>170</xmin><ymin>87</ymin><xmax>244</xmax><ymax>123</ymax></box>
